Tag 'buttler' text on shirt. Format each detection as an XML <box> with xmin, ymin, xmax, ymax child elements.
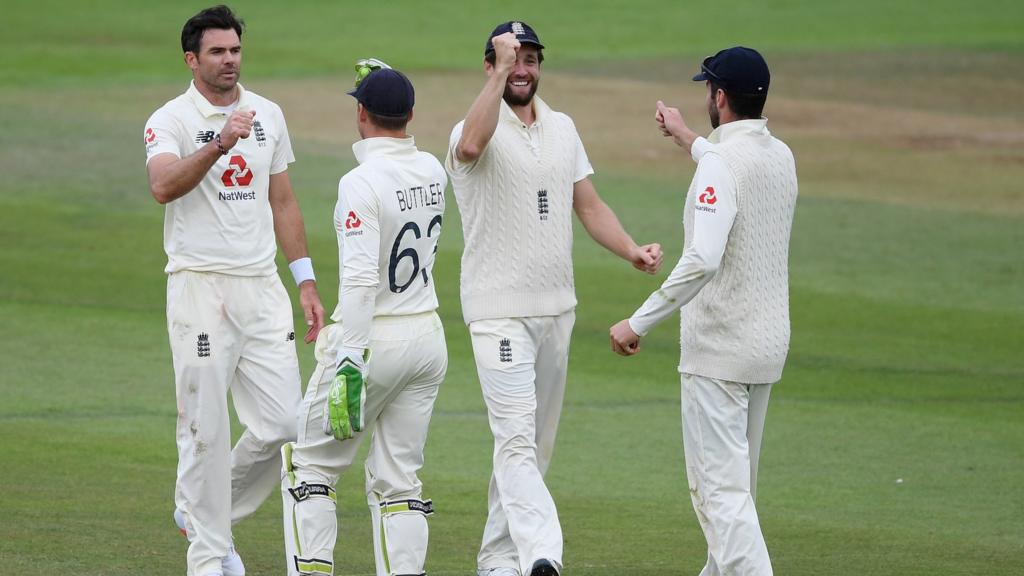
<box><xmin>396</xmin><ymin>183</ymin><xmax>444</xmax><ymax>212</ymax></box>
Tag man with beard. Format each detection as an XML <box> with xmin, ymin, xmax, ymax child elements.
<box><xmin>445</xmin><ymin>21</ymin><xmax>664</xmax><ymax>576</ymax></box>
<box><xmin>609</xmin><ymin>47</ymin><xmax>798</xmax><ymax>576</ymax></box>
<box><xmin>144</xmin><ymin>5</ymin><xmax>324</xmax><ymax>576</ymax></box>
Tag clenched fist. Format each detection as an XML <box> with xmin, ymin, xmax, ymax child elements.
<box><xmin>219</xmin><ymin>109</ymin><xmax>256</xmax><ymax>150</ymax></box>
<box><xmin>490</xmin><ymin>32</ymin><xmax>521</xmax><ymax>75</ymax></box>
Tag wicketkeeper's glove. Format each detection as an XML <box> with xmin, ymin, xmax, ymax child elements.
<box><xmin>323</xmin><ymin>347</ymin><xmax>369</xmax><ymax>441</ymax></box>
<box><xmin>353</xmin><ymin>58</ymin><xmax>391</xmax><ymax>88</ymax></box>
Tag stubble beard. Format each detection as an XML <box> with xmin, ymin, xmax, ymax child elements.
<box><xmin>198</xmin><ymin>59</ymin><xmax>240</xmax><ymax>95</ymax></box>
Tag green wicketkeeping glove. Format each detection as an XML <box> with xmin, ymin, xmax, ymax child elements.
<box><xmin>323</xmin><ymin>347</ymin><xmax>369</xmax><ymax>441</ymax></box>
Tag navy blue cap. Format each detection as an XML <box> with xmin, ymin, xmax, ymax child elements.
<box><xmin>347</xmin><ymin>68</ymin><xmax>414</xmax><ymax>118</ymax></box>
<box><xmin>485</xmin><ymin>21</ymin><xmax>545</xmax><ymax>55</ymax></box>
<box><xmin>692</xmin><ymin>47</ymin><xmax>770</xmax><ymax>96</ymax></box>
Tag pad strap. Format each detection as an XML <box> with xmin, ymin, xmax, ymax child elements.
<box><xmin>379</xmin><ymin>498</ymin><xmax>434</xmax><ymax>516</ymax></box>
<box><xmin>294</xmin><ymin>556</ymin><xmax>333</xmax><ymax>576</ymax></box>
<box><xmin>287</xmin><ymin>482</ymin><xmax>337</xmax><ymax>503</ymax></box>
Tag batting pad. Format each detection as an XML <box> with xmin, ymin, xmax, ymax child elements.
<box><xmin>282</xmin><ymin>443</ymin><xmax>339</xmax><ymax>576</ymax></box>
<box><xmin>370</xmin><ymin>494</ymin><xmax>433</xmax><ymax>576</ymax></box>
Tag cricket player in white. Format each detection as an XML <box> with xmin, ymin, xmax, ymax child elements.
<box><xmin>281</xmin><ymin>66</ymin><xmax>447</xmax><ymax>576</ymax></box>
<box><xmin>447</xmin><ymin>22</ymin><xmax>663</xmax><ymax>576</ymax></box>
<box><xmin>144</xmin><ymin>7</ymin><xmax>325</xmax><ymax>576</ymax></box>
<box><xmin>610</xmin><ymin>47</ymin><xmax>798</xmax><ymax>576</ymax></box>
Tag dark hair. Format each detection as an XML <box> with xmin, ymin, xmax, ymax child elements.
<box><xmin>485</xmin><ymin>46</ymin><xmax>544</xmax><ymax>66</ymax></box>
<box><xmin>181</xmin><ymin>5</ymin><xmax>244</xmax><ymax>54</ymax></box>
<box><xmin>367</xmin><ymin>110</ymin><xmax>410</xmax><ymax>132</ymax></box>
<box><xmin>710</xmin><ymin>81</ymin><xmax>766</xmax><ymax>119</ymax></box>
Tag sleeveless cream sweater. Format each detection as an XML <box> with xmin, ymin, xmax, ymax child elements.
<box><xmin>449</xmin><ymin>98</ymin><xmax>581</xmax><ymax>323</ymax></box>
<box><xmin>680</xmin><ymin>120</ymin><xmax>798</xmax><ymax>384</ymax></box>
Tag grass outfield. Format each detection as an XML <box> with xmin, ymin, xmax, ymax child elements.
<box><xmin>1</xmin><ymin>2</ymin><xmax>1023</xmax><ymax>575</ymax></box>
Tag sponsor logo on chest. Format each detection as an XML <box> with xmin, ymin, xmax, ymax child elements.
<box><xmin>218</xmin><ymin>154</ymin><xmax>257</xmax><ymax>201</ymax></box>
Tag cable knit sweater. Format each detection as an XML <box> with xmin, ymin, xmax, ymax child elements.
<box><xmin>446</xmin><ymin>97</ymin><xmax>591</xmax><ymax>323</ymax></box>
<box><xmin>680</xmin><ymin>119</ymin><xmax>798</xmax><ymax>384</ymax></box>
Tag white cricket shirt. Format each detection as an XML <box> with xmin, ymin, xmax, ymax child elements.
<box><xmin>332</xmin><ymin>137</ymin><xmax>447</xmax><ymax>350</ymax></box>
<box><xmin>446</xmin><ymin>96</ymin><xmax>593</xmax><ymax>323</ymax></box>
<box><xmin>144</xmin><ymin>81</ymin><xmax>295</xmax><ymax>276</ymax></box>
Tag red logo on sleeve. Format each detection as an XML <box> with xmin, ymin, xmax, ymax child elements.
<box><xmin>220</xmin><ymin>155</ymin><xmax>253</xmax><ymax>187</ymax></box>
<box><xmin>145</xmin><ymin>128</ymin><xmax>156</xmax><ymax>144</ymax></box>
<box><xmin>699</xmin><ymin>186</ymin><xmax>717</xmax><ymax>205</ymax></box>
<box><xmin>345</xmin><ymin>211</ymin><xmax>362</xmax><ymax>230</ymax></box>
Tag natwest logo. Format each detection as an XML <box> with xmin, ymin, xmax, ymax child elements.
<box><xmin>221</xmin><ymin>155</ymin><xmax>253</xmax><ymax>187</ymax></box>
<box><xmin>345</xmin><ymin>211</ymin><xmax>362</xmax><ymax>230</ymax></box>
<box><xmin>699</xmin><ymin>186</ymin><xmax>717</xmax><ymax>205</ymax></box>
<box><xmin>144</xmin><ymin>128</ymin><xmax>156</xmax><ymax>144</ymax></box>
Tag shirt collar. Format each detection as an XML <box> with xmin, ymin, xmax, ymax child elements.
<box><xmin>186</xmin><ymin>80</ymin><xmax>249</xmax><ymax>118</ymax></box>
<box><xmin>499</xmin><ymin>95</ymin><xmax>551</xmax><ymax>129</ymax></box>
<box><xmin>707</xmin><ymin>118</ymin><xmax>769</xmax><ymax>144</ymax></box>
<box><xmin>352</xmin><ymin>136</ymin><xmax>417</xmax><ymax>164</ymax></box>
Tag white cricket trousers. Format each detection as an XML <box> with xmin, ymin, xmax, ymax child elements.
<box><xmin>167</xmin><ymin>271</ymin><xmax>301</xmax><ymax>576</ymax></box>
<box><xmin>470</xmin><ymin>311</ymin><xmax>575</xmax><ymax>575</ymax></box>
<box><xmin>282</xmin><ymin>312</ymin><xmax>447</xmax><ymax>576</ymax></box>
<box><xmin>681</xmin><ymin>373</ymin><xmax>773</xmax><ymax>576</ymax></box>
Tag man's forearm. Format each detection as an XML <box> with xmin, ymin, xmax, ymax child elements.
<box><xmin>578</xmin><ymin>200</ymin><xmax>638</xmax><ymax>261</ymax></box>
<box><xmin>457</xmin><ymin>71</ymin><xmax>508</xmax><ymax>162</ymax></box>
<box><xmin>149</xmin><ymin>142</ymin><xmax>223</xmax><ymax>204</ymax></box>
<box><xmin>272</xmin><ymin>197</ymin><xmax>310</xmax><ymax>263</ymax></box>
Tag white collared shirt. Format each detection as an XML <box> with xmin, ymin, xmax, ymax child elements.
<box><xmin>144</xmin><ymin>81</ymin><xmax>294</xmax><ymax>276</ymax></box>
<box><xmin>332</xmin><ymin>136</ymin><xmax>447</xmax><ymax>349</ymax></box>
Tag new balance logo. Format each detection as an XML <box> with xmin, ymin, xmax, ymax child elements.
<box><xmin>195</xmin><ymin>130</ymin><xmax>215</xmax><ymax>144</ymax></box>
<box><xmin>197</xmin><ymin>333</ymin><xmax>210</xmax><ymax>358</ymax></box>
<box><xmin>499</xmin><ymin>338</ymin><xmax>512</xmax><ymax>363</ymax></box>
<box><xmin>538</xmin><ymin>190</ymin><xmax>549</xmax><ymax>221</ymax></box>
<box><xmin>286</xmin><ymin>331</ymin><xmax>295</xmax><ymax>342</ymax></box>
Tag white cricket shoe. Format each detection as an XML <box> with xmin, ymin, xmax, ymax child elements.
<box><xmin>173</xmin><ymin>508</ymin><xmax>246</xmax><ymax>576</ymax></box>
<box><xmin>477</xmin><ymin>568</ymin><xmax>520</xmax><ymax>576</ymax></box>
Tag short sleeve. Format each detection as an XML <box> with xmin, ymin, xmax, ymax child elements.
<box><xmin>567</xmin><ymin>118</ymin><xmax>594</xmax><ymax>182</ymax></box>
<box><xmin>144</xmin><ymin>108</ymin><xmax>182</xmax><ymax>164</ymax></box>
<box><xmin>271</xmin><ymin>105</ymin><xmax>295</xmax><ymax>174</ymax></box>
<box><xmin>445</xmin><ymin>121</ymin><xmax>476</xmax><ymax>177</ymax></box>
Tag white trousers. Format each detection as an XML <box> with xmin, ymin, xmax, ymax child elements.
<box><xmin>470</xmin><ymin>311</ymin><xmax>575</xmax><ymax>575</ymax></box>
<box><xmin>282</xmin><ymin>313</ymin><xmax>447</xmax><ymax>576</ymax></box>
<box><xmin>168</xmin><ymin>271</ymin><xmax>301</xmax><ymax>576</ymax></box>
<box><xmin>680</xmin><ymin>373</ymin><xmax>773</xmax><ymax>576</ymax></box>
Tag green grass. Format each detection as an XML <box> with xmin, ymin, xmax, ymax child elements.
<box><xmin>2</xmin><ymin>1</ymin><xmax>1023</xmax><ymax>575</ymax></box>
<box><xmin>2</xmin><ymin>0</ymin><xmax>1022</xmax><ymax>86</ymax></box>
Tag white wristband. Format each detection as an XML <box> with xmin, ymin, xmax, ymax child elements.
<box><xmin>288</xmin><ymin>257</ymin><xmax>315</xmax><ymax>286</ymax></box>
